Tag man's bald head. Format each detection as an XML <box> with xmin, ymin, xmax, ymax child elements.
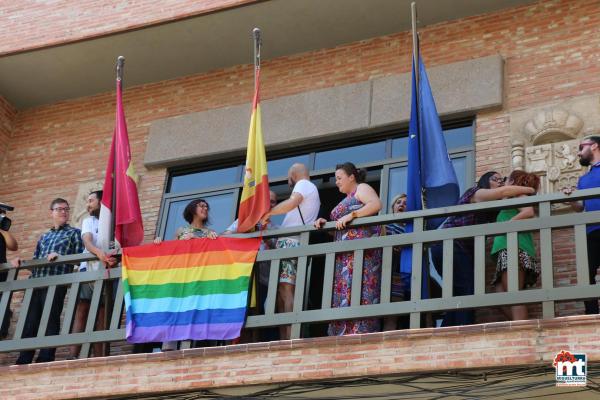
<box><xmin>288</xmin><ymin>163</ymin><xmax>310</xmax><ymax>183</ymax></box>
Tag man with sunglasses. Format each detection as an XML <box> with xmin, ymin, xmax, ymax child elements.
<box><xmin>566</xmin><ymin>135</ymin><xmax>600</xmax><ymax>314</ymax></box>
<box><xmin>13</xmin><ymin>198</ymin><xmax>84</xmax><ymax>364</ymax></box>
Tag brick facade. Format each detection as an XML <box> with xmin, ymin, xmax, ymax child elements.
<box><xmin>0</xmin><ymin>0</ymin><xmax>257</xmax><ymax>56</ymax></box>
<box><xmin>0</xmin><ymin>0</ymin><xmax>598</xmax><ymax>363</ymax></box>
<box><xmin>0</xmin><ymin>96</ymin><xmax>15</xmax><ymax>166</ymax></box>
<box><xmin>2</xmin><ymin>0</ymin><xmax>598</xmax><ymax>257</ymax></box>
<box><xmin>2</xmin><ymin>315</ymin><xmax>599</xmax><ymax>399</ymax></box>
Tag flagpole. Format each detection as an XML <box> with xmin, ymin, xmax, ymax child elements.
<box><xmin>411</xmin><ymin>2</ymin><xmax>425</xmax><ymax>209</ymax></box>
<box><xmin>111</xmin><ymin>56</ymin><xmax>125</xmax><ymax>249</ymax></box>
<box><xmin>411</xmin><ymin>2</ymin><xmax>419</xmax><ymax>94</ymax></box>
<box><xmin>253</xmin><ymin>28</ymin><xmax>261</xmax><ymax>83</ymax></box>
<box><xmin>411</xmin><ymin>2</ymin><xmax>432</xmax><ymax>325</ymax></box>
<box><xmin>102</xmin><ymin>55</ymin><xmax>124</xmax><ymax>357</ymax></box>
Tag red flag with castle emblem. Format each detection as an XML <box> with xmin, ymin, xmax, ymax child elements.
<box><xmin>98</xmin><ymin>77</ymin><xmax>144</xmax><ymax>249</ymax></box>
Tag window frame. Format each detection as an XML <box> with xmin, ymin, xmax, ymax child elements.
<box><xmin>156</xmin><ymin>187</ymin><xmax>240</xmax><ymax>239</ymax></box>
<box><xmin>379</xmin><ymin>150</ymin><xmax>474</xmax><ymax>214</ymax></box>
<box><xmin>157</xmin><ymin>119</ymin><xmax>475</xmax><ymax>237</ymax></box>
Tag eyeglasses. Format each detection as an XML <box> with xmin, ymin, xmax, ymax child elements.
<box><xmin>579</xmin><ymin>142</ymin><xmax>594</xmax><ymax>151</ymax></box>
<box><xmin>52</xmin><ymin>207</ymin><xmax>70</xmax><ymax>213</ymax></box>
<box><xmin>489</xmin><ymin>176</ymin><xmax>507</xmax><ymax>183</ymax></box>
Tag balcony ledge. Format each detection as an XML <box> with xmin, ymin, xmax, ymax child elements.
<box><xmin>1</xmin><ymin>314</ymin><xmax>599</xmax><ymax>399</ymax></box>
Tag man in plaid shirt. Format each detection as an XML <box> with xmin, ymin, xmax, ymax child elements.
<box><xmin>14</xmin><ymin>197</ymin><xmax>84</xmax><ymax>364</ymax></box>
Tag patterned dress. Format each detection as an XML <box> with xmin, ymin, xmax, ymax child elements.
<box><xmin>328</xmin><ymin>192</ymin><xmax>382</xmax><ymax>336</ymax></box>
<box><xmin>176</xmin><ymin>225</ymin><xmax>216</xmax><ymax>240</ymax></box>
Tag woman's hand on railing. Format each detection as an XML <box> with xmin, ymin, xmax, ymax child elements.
<box><xmin>153</xmin><ymin>237</ymin><xmax>162</xmax><ymax>245</ymax></box>
<box><xmin>314</xmin><ymin>218</ymin><xmax>327</xmax><ymax>229</ymax></box>
<box><xmin>206</xmin><ymin>231</ymin><xmax>218</xmax><ymax>240</ymax></box>
<box><xmin>10</xmin><ymin>257</ymin><xmax>21</xmax><ymax>268</ymax></box>
<box><xmin>335</xmin><ymin>213</ymin><xmax>354</xmax><ymax>230</ymax></box>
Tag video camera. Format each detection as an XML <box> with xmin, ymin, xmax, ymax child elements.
<box><xmin>0</xmin><ymin>203</ymin><xmax>14</xmax><ymax>231</ymax></box>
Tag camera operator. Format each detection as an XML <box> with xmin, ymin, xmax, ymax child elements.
<box><xmin>0</xmin><ymin>203</ymin><xmax>18</xmax><ymax>339</ymax></box>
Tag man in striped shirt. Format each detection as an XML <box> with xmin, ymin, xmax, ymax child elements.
<box><xmin>14</xmin><ymin>197</ymin><xmax>84</xmax><ymax>364</ymax></box>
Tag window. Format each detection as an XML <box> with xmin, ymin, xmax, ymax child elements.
<box><xmin>383</xmin><ymin>153</ymin><xmax>473</xmax><ymax>213</ymax></box>
<box><xmin>157</xmin><ymin>120</ymin><xmax>475</xmax><ymax>237</ymax></box>
<box><xmin>158</xmin><ymin>190</ymin><xmax>238</xmax><ymax>240</ymax></box>
<box><xmin>314</xmin><ymin>141</ymin><xmax>387</xmax><ymax>170</ymax></box>
<box><xmin>268</xmin><ymin>154</ymin><xmax>311</xmax><ymax>179</ymax></box>
<box><xmin>169</xmin><ymin>166</ymin><xmax>241</xmax><ymax>193</ymax></box>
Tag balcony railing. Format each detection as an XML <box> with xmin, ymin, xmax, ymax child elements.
<box><xmin>1</xmin><ymin>188</ymin><xmax>599</xmax><ymax>359</ymax></box>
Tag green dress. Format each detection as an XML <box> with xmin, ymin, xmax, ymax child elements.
<box><xmin>490</xmin><ymin>209</ymin><xmax>539</xmax><ymax>287</ymax></box>
<box><xmin>491</xmin><ymin>209</ymin><xmax>536</xmax><ymax>257</ymax></box>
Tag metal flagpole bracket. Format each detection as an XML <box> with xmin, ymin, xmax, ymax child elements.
<box><xmin>116</xmin><ymin>56</ymin><xmax>125</xmax><ymax>82</ymax></box>
<box><xmin>252</xmin><ymin>28</ymin><xmax>261</xmax><ymax>70</ymax></box>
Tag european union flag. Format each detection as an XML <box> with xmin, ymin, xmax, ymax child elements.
<box><xmin>400</xmin><ymin>56</ymin><xmax>460</xmax><ymax>297</ymax></box>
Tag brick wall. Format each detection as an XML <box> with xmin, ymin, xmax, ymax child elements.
<box><xmin>2</xmin><ymin>0</ymin><xmax>598</xmax><ymax>257</ymax></box>
<box><xmin>0</xmin><ymin>0</ymin><xmax>257</xmax><ymax>56</ymax></box>
<box><xmin>0</xmin><ymin>0</ymin><xmax>598</xmax><ymax>361</ymax></box>
<box><xmin>1</xmin><ymin>315</ymin><xmax>599</xmax><ymax>399</ymax></box>
<box><xmin>0</xmin><ymin>96</ymin><xmax>16</xmax><ymax>167</ymax></box>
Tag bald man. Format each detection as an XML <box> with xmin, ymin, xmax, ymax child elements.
<box><xmin>261</xmin><ymin>163</ymin><xmax>320</xmax><ymax>339</ymax></box>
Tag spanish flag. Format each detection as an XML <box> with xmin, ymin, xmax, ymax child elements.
<box><xmin>237</xmin><ymin>69</ymin><xmax>269</xmax><ymax>233</ymax></box>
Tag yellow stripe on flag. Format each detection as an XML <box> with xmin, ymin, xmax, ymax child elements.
<box><xmin>237</xmin><ymin>69</ymin><xmax>270</xmax><ymax>233</ymax></box>
<box><xmin>125</xmin><ymin>262</ymin><xmax>254</xmax><ymax>285</ymax></box>
<box><xmin>240</xmin><ymin>104</ymin><xmax>267</xmax><ymax>203</ymax></box>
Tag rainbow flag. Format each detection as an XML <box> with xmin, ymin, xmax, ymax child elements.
<box><xmin>237</xmin><ymin>68</ymin><xmax>269</xmax><ymax>233</ymax></box>
<box><xmin>122</xmin><ymin>237</ymin><xmax>261</xmax><ymax>343</ymax></box>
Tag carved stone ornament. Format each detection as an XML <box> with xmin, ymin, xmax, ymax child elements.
<box><xmin>511</xmin><ymin>104</ymin><xmax>598</xmax><ymax>205</ymax></box>
<box><xmin>522</xmin><ymin>140</ymin><xmax>581</xmax><ymax>195</ymax></box>
<box><xmin>525</xmin><ymin>144</ymin><xmax>551</xmax><ymax>173</ymax></box>
<box><xmin>546</xmin><ymin>165</ymin><xmax>560</xmax><ymax>182</ymax></box>
<box><xmin>72</xmin><ymin>180</ymin><xmax>103</xmax><ymax>228</ymax></box>
<box><xmin>523</xmin><ymin>107</ymin><xmax>583</xmax><ymax>145</ymax></box>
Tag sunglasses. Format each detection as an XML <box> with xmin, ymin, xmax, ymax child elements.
<box><xmin>579</xmin><ymin>142</ymin><xmax>594</xmax><ymax>151</ymax></box>
<box><xmin>489</xmin><ymin>176</ymin><xmax>507</xmax><ymax>183</ymax></box>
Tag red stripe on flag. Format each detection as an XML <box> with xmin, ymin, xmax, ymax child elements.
<box><xmin>123</xmin><ymin>237</ymin><xmax>262</xmax><ymax>258</ymax></box>
<box><xmin>237</xmin><ymin>175</ymin><xmax>270</xmax><ymax>233</ymax></box>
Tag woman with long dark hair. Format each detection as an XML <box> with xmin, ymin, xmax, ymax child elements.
<box><xmin>314</xmin><ymin>162</ymin><xmax>383</xmax><ymax>335</ymax></box>
<box><xmin>430</xmin><ymin>171</ymin><xmax>535</xmax><ymax>327</ymax></box>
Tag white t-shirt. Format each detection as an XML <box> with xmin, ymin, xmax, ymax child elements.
<box><xmin>79</xmin><ymin>216</ymin><xmax>100</xmax><ymax>272</ymax></box>
<box><xmin>281</xmin><ymin>179</ymin><xmax>320</xmax><ymax>228</ymax></box>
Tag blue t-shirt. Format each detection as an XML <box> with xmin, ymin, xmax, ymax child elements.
<box><xmin>577</xmin><ymin>163</ymin><xmax>600</xmax><ymax>233</ymax></box>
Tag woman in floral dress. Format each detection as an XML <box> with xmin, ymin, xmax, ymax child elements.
<box><xmin>314</xmin><ymin>162</ymin><xmax>383</xmax><ymax>335</ymax></box>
